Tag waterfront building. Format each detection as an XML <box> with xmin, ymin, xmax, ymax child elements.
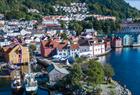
<box><xmin>132</xmin><ymin>34</ymin><xmax>140</xmax><ymax>47</ymax></box>
<box><xmin>93</xmin><ymin>42</ymin><xmax>106</xmax><ymax>56</ymax></box>
<box><xmin>112</xmin><ymin>37</ymin><xmax>123</xmax><ymax>48</ymax></box>
<box><xmin>78</xmin><ymin>38</ymin><xmax>94</xmax><ymax>57</ymax></box>
<box><xmin>1</xmin><ymin>44</ymin><xmax>30</xmax><ymax>64</ymax></box>
<box><xmin>104</xmin><ymin>39</ymin><xmax>111</xmax><ymax>50</ymax></box>
<box><xmin>79</xmin><ymin>37</ymin><xmax>108</xmax><ymax>57</ymax></box>
<box><xmin>123</xmin><ymin>35</ymin><xmax>133</xmax><ymax>46</ymax></box>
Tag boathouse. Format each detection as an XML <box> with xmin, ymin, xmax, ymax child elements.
<box><xmin>112</xmin><ymin>37</ymin><xmax>122</xmax><ymax>48</ymax></box>
<box><xmin>123</xmin><ymin>35</ymin><xmax>133</xmax><ymax>46</ymax></box>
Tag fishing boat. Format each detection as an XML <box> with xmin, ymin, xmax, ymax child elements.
<box><xmin>11</xmin><ymin>71</ymin><xmax>23</xmax><ymax>94</ymax></box>
<box><xmin>24</xmin><ymin>73</ymin><xmax>38</xmax><ymax>94</ymax></box>
<box><xmin>24</xmin><ymin>63</ymin><xmax>38</xmax><ymax>94</ymax></box>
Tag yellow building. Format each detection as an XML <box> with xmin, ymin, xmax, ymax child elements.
<box><xmin>2</xmin><ymin>44</ymin><xmax>30</xmax><ymax>64</ymax></box>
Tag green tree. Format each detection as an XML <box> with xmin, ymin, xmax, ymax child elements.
<box><xmin>68</xmin><ymin>21</ymin><xmax>83</xmax><ymax>35</ymax></box>
<box><xmin>85</xmin><ymin>60</ymin><xmax>104</xmax><ymax>87</ymax></box>
<box><xmin>60</xmin><ymin>21</ymin><xmax>66</xmax><ymax>29</ymax></box>
<box><xmin>61</xmin><ymin>33</ymin><xmax>68</xmax><ymax>40</ymax></box>
<box><xmin>68</xmin><ymin>64</ymin><xmax>83</xmax><ymax>89</ymax></box>
<box><xmin>54</xmin><ymin>63</ymin><xmax>83</xmax><ymax>93</ymax></box>
<box><xmin>29</xmin><ymin>44</ymin><xmax>36</xmax><ymax>58</ymax></box>
<box><xmin>103</xmin><ymin>64</ymin><xmax>115</xmax><ymax>83</ymax></box>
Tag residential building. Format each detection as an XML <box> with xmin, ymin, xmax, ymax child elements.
<box><xmin>104</xmin><ymin>40</ymin><xmax>111</xmax><ymax>51</ymax></box>
<box><xmin>112</xmin><ymin>37</ymin><xmax>123</xmax><ymax>48</ymax></box>
<box><xmin>20</xmin><ymin>29</ymin><xmax>31</xmax><ymax>36</ymax></box>
<box><xmin>41</xmin><ymin>39</ymin><xmax>79</xmax><ymax>58</ymax></box>
<box><xmin>78</xmin><ymin>38</ymin><xmax>94</xmax><ymax>57</ymax></box>
<box><xmin>93</xmin><ymin>43</ymin><xmax>105</xmax><ymax>56</ymax></box>
<box><xmin>0</xmin><ymin>39</ymin><xmax>11</xmax><ymax>47</ymax></box>
<box><xmin>92</xmin><ymin>14</ymin><xmax>116</xmax><ymax>21</ymax></box>
<box><xmin>42</xmin><ymin>16</ymin><xmax>61</xmax><ymax>27</ymax></box>
<box><xmin>123</xmin><ymin>35</ymin><xmax>133</xmax><ymax>46</ymax></box>
<box><xmin>40</xmin><ymin>40</ymin><xmax>57</xmax><ymax>57</ymax></box>
<box><xmin>1</xmin><ymin>44</ymin><xmax>30</xmax><ymax>64</ymax></box>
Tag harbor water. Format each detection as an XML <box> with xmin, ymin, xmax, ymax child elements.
<box><xmin>0</xmin><ymin>78</ymin><xmax>49</xmax><ymax>95</ymax></box>
<box><xmin>99</xmin><ymin>47</ymin><xmax>140</xmax><ymax>95</ymax></box>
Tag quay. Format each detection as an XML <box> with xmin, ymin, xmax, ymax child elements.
<box><xmin>0</xmin><ymin>75</ymin><xmax>10</xmax><ymax>78</ymax></box>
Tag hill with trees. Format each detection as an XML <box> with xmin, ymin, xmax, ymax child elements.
<box><xmin>0</xmin><ymin>0</ymin><xmax>140</xmax><ymax>19</ymax></box>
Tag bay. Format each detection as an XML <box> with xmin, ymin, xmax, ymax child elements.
<box><xmin>99</xmin><ymin>47</ymin><xmax>140</xmax><ymax>95</ymax></box>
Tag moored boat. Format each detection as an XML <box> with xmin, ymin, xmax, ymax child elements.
<box><xmin>24</xmin><ymin>73</ymin><xmax>38</xmax><ymax>94</ymax></box>
<box><xmin>24</xmin><ymin>63</ymin><xmax>38</xmax><ymax>94</ymax></box>
<box><xmin>11</xmin><ymin>71</ymin><xmax>24</xmax><ymax>94</ymax></box>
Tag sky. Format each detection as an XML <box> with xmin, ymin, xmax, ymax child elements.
<box><xmin>125</xmin><ymin>0</ymin><xmax>140</xmax><ymax>10</ymax></box>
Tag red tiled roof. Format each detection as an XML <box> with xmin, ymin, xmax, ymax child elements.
<box><xmin>70</xmin><ymin>44</ymin><xmax>79</xmax><ymax>49</ymax></box>
<box><xmin>41</xmin><ymin>39</ymin><xmax>68</xmax><ymax>50</ymax></box>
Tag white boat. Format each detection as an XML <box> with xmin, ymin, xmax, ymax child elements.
<box><xmin>24</xmin><ymin>63</ymin><xmax>38</xmax><ymax>94</ymax></box>
<box><xmin>11</xmin><ymin>78</ymin><xmax>22</xmax><ymax>90</ymax></box>
<box><xmin>24</xmin><ymin>73</ymin><xmax>38</xmax><ymax>94</ymax></box>
<box><xmin>11</xmin><ymin>71</ymin><xmax>23</xmax><ymax>94</ymax></box>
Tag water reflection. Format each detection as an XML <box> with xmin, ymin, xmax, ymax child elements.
<box><xmin>133</xmin><ymin>47</ymin><xmax>140</xmax><ymax>52</ymax></box>
<box><xmin>115</xmin><ymin>48</ymin><xmax>122</xmax><ymax>55</ymax></box>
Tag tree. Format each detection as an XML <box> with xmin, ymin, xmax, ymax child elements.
<box><xmin>75</xmin><ymin>57</ymin><xmax>83</xmax><ymax>64</ymax></box>
<box><xmin>29</xmin><ymin>44</ymin><xmax>36</xmax><ymax>52</ymax></box>
<box><xmin>60</xmin><ymin>21</ymin><xmax>66</xmax><ymax>29</ymax></box>
<box><xmin>103</xmin><ymin>64</ymin><xmax>115</xmax><ymax>83</ymax></box>
<box><xmin>61</xmin><ymin>33</ymin><xmax>68</xmax><ymax>40</ymax></box>
<box><xmin>85</xmin><ymin>60</ymin><xmax>104</xmax><ymax>87</ymax></box>
<box><xmin>29</xmin><ymin>44</ymin><xmax>36</xmax><ymax>58</ymax></box>
<box><xmin>68</xmin><ymin>21</ymin><xmax>83</xmax><ymax>35</ymax></box>
<box><xmin>69</xmin><ymin>64</ymin><xmax>83</xmax><ymax>89</ymax></box>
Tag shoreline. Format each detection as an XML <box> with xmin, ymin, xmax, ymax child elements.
<box><xmin>113</xmin><ymin>80</ymin><xmax>132</xmax><ymax>95</ymax></box>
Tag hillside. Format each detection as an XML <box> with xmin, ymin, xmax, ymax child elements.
<box><xmin>0</xmin><ymin>0</ymin><xmax>140</xmax><ymax>19</ymax></box>
<box><xmin>87</xmin><ymin>0</ymin><xmax>140</xmax><ymax>19</ymax></box>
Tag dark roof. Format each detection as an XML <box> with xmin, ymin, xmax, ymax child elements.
<box><xmin>78</xmin><ymin>38</ymin><xmax>90</xmax><ymax>46</ymax></box>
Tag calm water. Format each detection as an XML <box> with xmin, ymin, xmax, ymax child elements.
<box><xmin>0</xmin><ymin>78</ymin><xmax>49</xmax><ymax>95</ymax></box>
<box><xmin>99</xmin><ymin>47</ymin><xmax>140</xmax><ymax>95</ymax></box>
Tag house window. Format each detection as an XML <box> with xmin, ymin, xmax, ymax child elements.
<box><xmin>63</xmin><ymin>53</ymin><xmax>66</xmax><ymax>55</ymax></box>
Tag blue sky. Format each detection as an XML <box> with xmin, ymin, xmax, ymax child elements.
<box><xmin>125</xmin><ymin>0</ymin><xmax>140</xmax><ymax>10</ymax></box>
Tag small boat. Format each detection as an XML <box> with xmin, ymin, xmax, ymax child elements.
<box><xmin>11</xmin><ymin>71</ymin><xmax>23</xmax><ymax>94</ymax></box>
<box><xmin>24</xmin><ymin>73</ymin><xmax>38</xmax><ymax>94</ymax></box>
<box><xmin>24</xmin><ymin>63</ymin><xmax>38</xmax><ymax>94</ymax></box>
